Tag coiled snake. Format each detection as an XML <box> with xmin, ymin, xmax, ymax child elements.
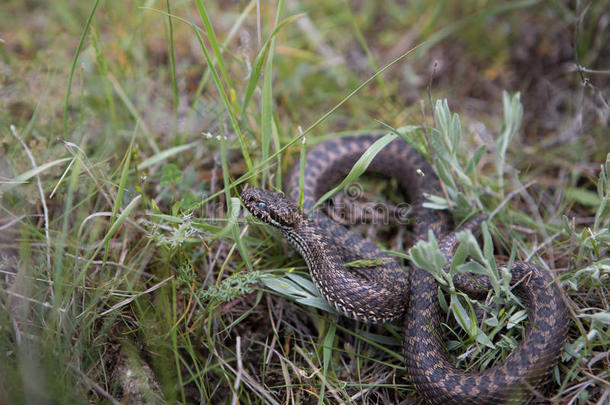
<box><xmin>241</xmin><ymin>135</ymin><xmax>568</xmax><ymax>404</ymax></box>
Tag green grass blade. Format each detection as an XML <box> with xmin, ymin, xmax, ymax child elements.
<box><xmin>107</xmin><ymin>73</ymin><xmax>159</xmax><ymax>153</ymax></box>
<box><xmin>103</xmin><ymin>134</ymin><xmax>134</xmax><ymax>264</ymax></box>
<box><xmin>140</xmin><ymin>3</ymin><xmax>256</xmax><ymax>128</ymax></box>
<box><xmin>78</xmin><ymin>194</ymin><xmax>142</xmax><ymax>279</ymax></box>
<box><xmin>260</xmin><ymin>32</ymin><xmax>275</xmax><ymax>187</ymax></box>
<box><xmin>194</xmin><ymin>0</ymin><xmax>234</xmax><ymax>93</ymax></box>
<box><xmin>261</xmin><ymin>0</ymin><xmax>285</xmax><ymax>187</ymax></box>
<box><xmin>166</xmin><ymin>0</ymin><xmax>178</xmax><ymax>118</ymax></box>
<box><xmin>344</xmin><ymin>4</ymin><xmax>388</xmax><ymax>98</ymax></box>
<box><xmin>311</xmin><ymin>133</ymin><xmax>397</xmax><ymax>211</ymax></box>
<box><xmin>319</xmin><ymin>322</ymin><xmax>336</xmax><ymax>405</ymax></box>
<box><xmin>137</xmin><ymin>141</ymin><xmax>199</xmax><ymax>170</ymax></box>
<box><xmin>240</xmin><ymin>13</ymin><xmax>304</xmax><ymax>121</ymax></box>
<box><xmin>190</xmin><ymin>21</ymin><xmax>254</xmax><ymax>176</ymax></box>
<box><xmin>63</xmin><ymin>0</ymin><xmax>101</xmax><ymax>137</ymax></box>
<box><xmin>0</xmin><ymin>158</ymin><xmax>71</xmax><ymax>193</ymax></box>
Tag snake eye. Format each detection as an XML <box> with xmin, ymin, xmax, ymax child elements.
<box><xmin>257</xmin><ymin>202</ymin><xmax>267</xmax><ymax>211</ymax></box>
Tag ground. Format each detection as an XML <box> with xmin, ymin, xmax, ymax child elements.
<box><xmin>0</xmin><ymin>1</ymin><xmax>608</xmax><ymax>404</ymax></box>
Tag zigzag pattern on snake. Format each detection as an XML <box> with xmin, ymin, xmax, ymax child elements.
<box><xmin>241</xmin><ymin>134</ymin><xmax>568</xmax><ymax>404</ymax></box>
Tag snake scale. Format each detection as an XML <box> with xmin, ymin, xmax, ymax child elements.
<box><xmin>241</xmin><ymin>135</ymin><xmax>568</xmax><ymax>404</ymax></box>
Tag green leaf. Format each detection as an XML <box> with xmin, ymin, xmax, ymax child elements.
<box><xmin>475</xmin><ymin>329</ymin><xmax>495</xmax><ymax>348</ymax></box>
<box><xmin>433</xmin><ymin>156</ymin><xmax>457</xmax><ymax>191</ymax></box>
<box><xmin>484</xmin><ymin>315</ymin><xmax>499</xmax><ymax>327</ymax></box>
<box><xmin>312</xmin><ymin>133</ymin><xmax>398</xmax><ymax>211</ymax></box>
<box><xmin>449</xmin><ymin>242</ymin><xmax>469</xmax><ymax>275</ymax></box>
<box><xmin>285</xmin><ymin>273</ymin><xmax>319</xmax><ymax>296</ymax></box>
<box><xmin>296</xmin><ymin>297</ymin><xmax>337</xmax><ymax>313</ymax></box>
<box><xmin>429</xmin><ymin>128</ymin><xmax>452</xmax><ymax>164</ymax></box>
<box><xmin>578</xmin><ymin>310</ymin><xmax>610</xmax><ymax>326</ymax></box>
<box><xmin>507</xmin><ymin>309</ymin><xmax>528</xmax><ymax>329</ymax></box>
<box><xmin>438</xmin><ymin>286</ymin><xmax>448</xmax><ymax>313</ymax></box>
<box><xmin>565</xmin><ymin>187</ymin><xmax>602</xmax><ymax>207</ymax></box>
<box><xmin>345</xmin><ymin>257</ymin><xmax>393</xmax><ymax>268</ymax></box>
<box><xmin>262</xmin><ymin>275</ymin><xmax>337</xmax><ymax>315</ymax></box>
<box><xmin>423</xmin><ymin>194</ymin><xmax>450</xmax><ymax>210</ymax></box>
<box><xmin>263</xmin><ymin>277</ymin><xmax>310</xmax><ymax>298</ymax></box>
<box><xmin>182</xmin><ymin>192</ymin><xmax>199</xmax><ymax>211</ymax></box>
<box><xmin>374</xmin><ymin>122</ymin><xmax>428</xmax><ymax>158</ymax></box>
<box><xmin>450</xmin><ymin>294</ymin><xmax>475</xmax><ymax>335</ymax></box>
<box><xmin>456</xmin><ymin>261</ymin><xmax>489</xmax><ymax>276</ymax></box>
<box><xmin>456</xmin><ymin>230</ymin><xmax>485</xmax><ymax>263</ymax></box>
<box><xmin>321</xmin><ymin>322</ymin><xmax>336</xmax><ymax>391</ymax></box>
<box><xmin>482</xmin><ymin>222</ymin><xmax>495</xmax><ymax>266</ymax></box>
<box><xmin>161</xmin><ymin>163</ymin><xmax>183</xmax><ymax>187</ymax></box>
<box><xmin>0</xmin><ymin>157</ymin><xmax>71</xmax><ymax>193</ymax></box>
<box><xmin>450</xmin><ymin>111</ymin><xmax>461</xmax><ymax>153</ymax></box>
<box><xmin>410</xmin><ymin>230</ymin><xmax>448</xmax><ymax>284</ymax></box>
<box><xmin>434</xmin><ymin>99</ymin><xmax>452</xmax><ymax>141</ymax></box>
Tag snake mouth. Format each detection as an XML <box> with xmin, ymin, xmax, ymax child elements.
<box><xmin>241</xmin><ymin>188</ymin><xmax>269</xmax><ymax>220</ymax></box>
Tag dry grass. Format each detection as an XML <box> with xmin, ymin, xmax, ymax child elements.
<box><xmin>0</xmin><ymin>1</ymin><xmax>608</xmax><ymax>404</ymax></box>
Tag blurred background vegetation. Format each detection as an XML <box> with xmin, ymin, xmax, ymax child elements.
<box><xmin>0</xmin><ymin>0</ymin><xmax>608</xmax><ymax>404</ymax></box>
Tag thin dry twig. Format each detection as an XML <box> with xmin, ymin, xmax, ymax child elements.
<box><xmin>69</xmin><ymin>362</ymin><xmax>122</xmax><ymax>405</ymax></box>
<box><xmin>489</xmin><ymin>180</ymin><xmax>535</xmax><ymax>220</ymax></box>
<box><xmin>0</xmin><ymin>215</ymin><xmax>26</xmax><ymax>231</ymax></box>
<box><xmin>60</xmin><ymin>141</ymin><xmax>114</xmax><ymax>207</ymax></box>
<box><xmin>3</xmin><ymin>289</ymin><xmax>66</xmax><ymax>312</ymax></box>
<box><xmin>214</xmin><ymin>345</ymin><xmax>281</xmax><ymax>405</ymax></box>
<box><xmin>526</xmin><ymin>231</ymin><xmax>562</xmax><ymax>261</ymax></box>
<box><xmin>294</xmin><ymin>345</ymin><xmax>345</xmax><ymax>403</ymax></box>
<box><xmin>49</xmin><ymin>154</ymin><xmax>76</xmax><ymax>199</ymax></box>
<box><xmin>96</xmin><ymin>275</ymin><xmax>174</xmax><ymax>317</ymax></box>
<box><xmin>231</xmin><ymin>335</ymin><xmax>243</xmax><ymax>405</ymax></box>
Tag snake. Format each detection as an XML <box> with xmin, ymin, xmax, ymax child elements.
<box><xmin>241</xmin><ymin>135</ymin><xmax>568</xmax><ymax>404</ymax></box>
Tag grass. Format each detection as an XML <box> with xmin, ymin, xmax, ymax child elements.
<box><xmin>0</xmin><ymin>0</ymin><xmax>609</xmax><ymax>404</ymax></box>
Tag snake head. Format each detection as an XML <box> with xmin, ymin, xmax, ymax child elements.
<box><xmin>241</xmin><ymin>188</ymin><xmax>303</xmax><ymax>230</ymax></box>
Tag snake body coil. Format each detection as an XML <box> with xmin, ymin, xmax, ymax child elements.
<box><xmin>241</xmin><ymin>135</ymin><xmax>568</xmax><ymax>404</ymax></box>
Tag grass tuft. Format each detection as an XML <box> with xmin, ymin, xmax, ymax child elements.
<box><xmin>0</xmin><ymin>1</ymin><xmax>608</xmax><ymax>404</ymax></box>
